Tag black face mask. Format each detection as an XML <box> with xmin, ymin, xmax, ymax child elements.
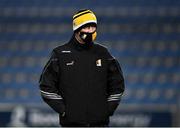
<box><xmin>79</xmin><ymin>32</ymin><xmax>93</xmax><ymax>43</ymax></box>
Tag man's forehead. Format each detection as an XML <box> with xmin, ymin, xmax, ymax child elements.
<box><xmin>82</xmin><ymin>23</ymin><xmax>97</xmax><ymax>28</ymax></box>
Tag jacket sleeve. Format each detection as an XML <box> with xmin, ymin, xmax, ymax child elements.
<box><xmin>107</xmin><ymin>55</ymin><xmax>125</xmax><ymax>116</ymax></box>
<box><xmin>39</xmin><ymin>50</ymin><xmax>65</xmax><ymax>115</ymax></box>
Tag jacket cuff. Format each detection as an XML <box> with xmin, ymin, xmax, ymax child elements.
<box><xmin>108</xmin><ymin>100</ymin><xmax>119</xmax><ymax>116</ymax></box>
<box><xmin>43</xmin><ymin>97</ymin><xmax>65</xmax><ymax>114</ymax></box>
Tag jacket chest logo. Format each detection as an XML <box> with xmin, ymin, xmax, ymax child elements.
<box><xmin>96</xmin><ymin>59</ymin><xmax>102</xmax><ymax>67</ymax></box>
<box><xmin>66</xmin><ymin>61</ymin><xmax>74</xmax><ymax>66</ymax></box>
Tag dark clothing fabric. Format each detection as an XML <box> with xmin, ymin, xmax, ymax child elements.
<box><xmin>60</xmin><ymin>121</ymin><xmax>109</xmax><ymax>127</ymax></box>
<box><xmin>39</xmin><ymin>35</ymin><xmax>125</xmax><ymax>126</ymax></box>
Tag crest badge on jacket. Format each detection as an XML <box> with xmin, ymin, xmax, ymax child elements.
<box><xmin>96</xmin><ymin>59</ymin><xmax>102</xmax><ymax>67</ymax></box>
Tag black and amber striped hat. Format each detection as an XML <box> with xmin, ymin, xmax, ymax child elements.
<box><xmin>73</xmin><ymin>9</ymin><xmax>97</xmax><ymax>31</ymax></box>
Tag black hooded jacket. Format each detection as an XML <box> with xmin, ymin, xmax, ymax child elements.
<box><xmin>39</xmin><ymin>35</ymin><xmax>125</xmax><ymax>125</ymax></box>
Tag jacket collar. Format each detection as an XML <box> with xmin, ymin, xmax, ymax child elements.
<box><xmin>68</xmin><ymin>34</ymin><xmax>94</xmax><ymax>51</ymax></box>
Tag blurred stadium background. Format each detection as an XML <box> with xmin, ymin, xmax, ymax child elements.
<box><xmin>0</xmin><ymin>0</ymin><xmax>179</xmax><ymax>127</ymax></box>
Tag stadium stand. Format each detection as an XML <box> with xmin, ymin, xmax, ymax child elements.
<box><xmin>0</xmin><ymin>0</ymin><xmax>179</xmax><ymax>108</ymax></box>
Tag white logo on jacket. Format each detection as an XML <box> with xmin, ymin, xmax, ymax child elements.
<box><xmin>66</xmin><ymin>61</ymin><xmax>74</xmax><ymax>66</ymax></box>
<box><xmin>96</xmin><ymin>59</ymin><xmax>102</xmax><ymax>67</ymax></box>
<box><xmin>61</xmin><ymin>50</ymin><xmax>71</xmax><ymax>53</ymax></box>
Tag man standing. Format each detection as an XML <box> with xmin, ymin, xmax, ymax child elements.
<box><xmin>39</xmin><ymin>9</ymin><xmax>125</xmax><ymax>127</ymax></box>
